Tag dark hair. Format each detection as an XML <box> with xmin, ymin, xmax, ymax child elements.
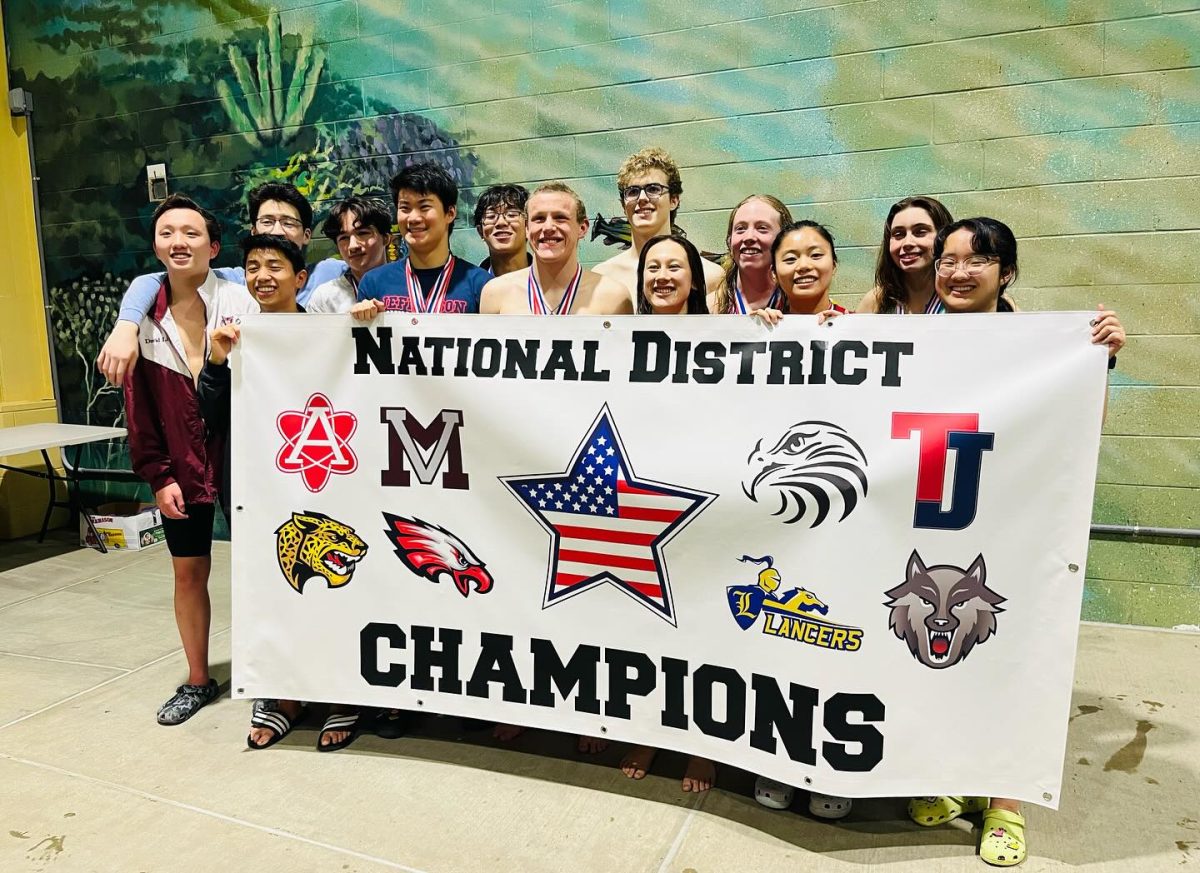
<box><xmin>770</xmin><ymin>220</ymin><xmax>838</xmax><ymax>314</ymax></box>
<box><xmin>240</xmin><ymin>233</ymin><xmax>306</xmax><ymax>274</ymax></box>
<box><xmin>716</xmin><ymin>194</ymin><xmax>793</xmax><ymax>314</ymax></box>
<box><xmin>321</xmin><ymin>197</ymin><xmax>393</xmax><ymax>242</ymax></box>
<box><xmin>150</xmin><ymin>193</ymin><xmax>221</xmax><ymax>245</ymax></box>
<box><xmin>873</xmin><ymin>196</ymin><xmax>953</xmax><ymax>314</ymax></box>
<box><xmin>770</xmin><ymin>220</ymin><xmax>838</xmax><ymax>265</ymax></box>
<box><xmin>934</xmin><ymin>217</ymin><xmax>1019</xmax><ymax>310</ymax></box>
<box><xmin>390</xmin><ymin>162</ymin><xmax>458</xmax><ymax>212</ymax></box>
<box><xmin>473</xmin><ymin>183</ymin><xmax>529</xmax><ymax>227</ymax></box>
<box><xmin>636</xmin><ymin>234</ymin><xmax>709</xmax><ymax>315</ymax></box>
<box><xmin>248</xmin><ymin>182</ymin><xmax>314</xmax><ymax>230</ymax></box>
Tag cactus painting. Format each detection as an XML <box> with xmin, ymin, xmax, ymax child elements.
<box><xmin>216</xmin><ymin>9</ymin><xmax>325</xmax><ymax>150</ymax></box>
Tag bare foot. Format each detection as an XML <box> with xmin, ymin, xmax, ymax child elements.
<box><xmin>620</xmin><ymin>745</ymin><xmax>657</xmax><ymax>779</ymax></box>
<box><xmin>247</xmin><ymin>698</ymin><xmax>302</xmax><ymax>748</ymax></box>
<box><xmin>492</xmin><ymin>723</ymin><xmax>526</xmax><ymax>742</ymax></box>
<box><xmin>578</xmin><ymin>734</ymin><xmax>609</xmax><ymax>754</ymax></box>
<box><xmin>682</xmin><ymin>755</ymin><xmax>715</xmax><ymax>793</ymax></box>
<box><xmin>319</xmin><ymin>707</ymin><xmax>359</xmax><ymax>749</ymax></box>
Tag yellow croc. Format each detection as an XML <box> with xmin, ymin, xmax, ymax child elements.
<box><xmin>980</xmin><ymin>807</ymin><xmax>1027</xmax><ymax>867</ymax></box>
<box><xmin>908</xmin><ymin>795</ymin><xmax>988</xmax><ymax>826</ymax></box>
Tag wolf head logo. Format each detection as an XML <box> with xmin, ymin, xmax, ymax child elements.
<box><xmin>743</xmin><ymin>421</ymin><xmax>868</xmax><ymax>527</ymax></box>
<box><xmin>884</xmin><ymin>551</ymin><xmax>1004</xmax><ymax>669</ymax></box>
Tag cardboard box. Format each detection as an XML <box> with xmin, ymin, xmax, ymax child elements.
<box><xmin>81</xmin><ymin>502</ymin><xmax>165</xmax><ymax>551</ymax></box>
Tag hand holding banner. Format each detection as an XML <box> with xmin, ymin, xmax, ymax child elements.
<box><xmin>232</xmin><ymin>312</ymin><xmax>1107</xmax><ymax>807</ymax></box>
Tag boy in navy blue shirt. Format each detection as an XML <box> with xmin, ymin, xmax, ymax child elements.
<box><xmin>354</xmin><ymin>163</ymin><xmax>490</xmax><ymax>315</ymax></box>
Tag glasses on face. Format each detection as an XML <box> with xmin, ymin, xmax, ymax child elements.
<box><xmin>934</xmin><ymin>255</ymin><xmax>997</xmax><ymax>277</ymax></box>
<box><xmin>255</xmin><ymin>215</ymin><xmax>303</xmax><ymax>232</ymax></box>
<box><xmin>621</xmin><ymin>183</ymin><xmax>670</xmax><ymax>203</ymax></box>
<box><xmin>480</xmin><ymin>208</ymin><xmax>524</xmax><ymax>227</ymax></box>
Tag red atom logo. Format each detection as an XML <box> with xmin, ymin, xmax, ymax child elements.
<box><xmin>276</xmin><ymin>393</ymin><xmax>358</xmax><ymax>492</ymax></box>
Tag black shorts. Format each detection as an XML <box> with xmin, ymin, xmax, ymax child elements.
<box><xmin>162</xmin><ymin>502</ymin><xmax>217</xmax><ymax>558</ymax></box>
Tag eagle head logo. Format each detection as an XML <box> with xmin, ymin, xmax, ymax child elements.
<box><xmin>382</xmin><ymin>513</ymin><xmax>493</xmax><ymax>597</ymax></box>
<box><xmin>743</xmin><ymin>420</ymin><xmax>869</xmax><ymax>526</ymax></box>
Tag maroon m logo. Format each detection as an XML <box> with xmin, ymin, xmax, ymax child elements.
<box><xmin>380</xmin><ymin>408</ymin><xmax>469</xmax><ymax>490</ymax></box>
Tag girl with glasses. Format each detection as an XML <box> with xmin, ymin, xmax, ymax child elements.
<box><xmin>909</xmin><ymin>215</ymin><xmax>1124</xmax><ymax>867</ymax></box>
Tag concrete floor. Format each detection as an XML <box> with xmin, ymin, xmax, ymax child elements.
<box><xmin>0</xmin><ymin>533</ymin><xmax>1196</xmax><ymax>873</ymax></box>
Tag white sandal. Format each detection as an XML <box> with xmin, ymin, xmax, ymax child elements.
<box><xmin>809</xmin><ymin>792</ymin><xmax>853</xmax><ymax>819</ymax></box>
<box><xmin>754</xmin><ymin>775</ymin><xmax>794</xmax><ymax>809</ymax></box>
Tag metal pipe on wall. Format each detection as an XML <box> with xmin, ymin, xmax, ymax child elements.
<box><xmin>1091</xmin><ymin>524</ymin><xmax>1200</xmax><ymax>541</ymax></box>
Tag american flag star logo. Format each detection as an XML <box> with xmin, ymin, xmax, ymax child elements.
<box><xmin>501</xmin><ymin>405</ymin><xmax>715</xmax><ymax>625</ymax></box>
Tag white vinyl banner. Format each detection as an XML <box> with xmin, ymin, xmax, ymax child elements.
<box><xmin>231</xmin><ymin>312</ymin><xmax>1108</xmax><ymax>807</ymax></box>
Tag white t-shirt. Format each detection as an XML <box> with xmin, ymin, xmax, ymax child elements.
<box><xmin>305</xmin><ymin>272</ymin><xmax>357</xmax><ymax>313</ymax></box>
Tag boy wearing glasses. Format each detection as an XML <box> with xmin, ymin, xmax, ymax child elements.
<box><xmin>474</xmin><ymin>183</ymin><xmax>532</xmax><ymax>277</ymax></box>
<box><xmin>594</xmin><ymin>147</ymin><xmax>724</xmax><ymax>305</ymax></box>
<box><xmin>97</xmin><ymin>183</ymin><xmax>346</xmax><ymax>385</ymax></box>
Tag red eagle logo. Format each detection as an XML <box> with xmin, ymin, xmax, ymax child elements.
<box><xmin>383</xmin><ymin>513</ymin><xmax>493</xmax><ymax>597</ymax></box>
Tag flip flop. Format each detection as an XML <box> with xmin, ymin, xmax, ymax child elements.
<box><xmin>374</xmin><ymin>708</ymin><xmax>409</xmax><ymax>739</ymax></box>
<box><xmin>908</xmin><ymin>795</ymin><xmax>988</xmax><ymax>826</ymax></box>
<box><xmin>980</xmin><ymin>807</ymin><xmax>1027</xmax><ymax>867</ymax></box>
<box><xmin>318</xmin><ymin>711</ymin><xmax>360</xmax><ymax>752</ymax></box>
<box><xmin>247</xmin><ymin>706</ymin><xmax>297</xmax><ymax>750</ymax></box>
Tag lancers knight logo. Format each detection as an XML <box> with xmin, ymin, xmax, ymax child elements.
<box><xmin>274</xmin><ymin>511</ymin><xmax>368</xmax><ymax>594</ymax></box>
<box><xmin>884</xmin><ymin>551</ymin><xmax>1005</xmax><ymax>669</ymax></box>
<box><xmin>383</xmin><ymin>513</ymin><xmax>493</xmax><ymax>597</ymax></box>
<box><xmin>743</xmin><ymin>421</ymin><xmax>868</xmax><ymax>527</ymax></box>
<box><xmin>726</xmin><ymin>555</ymin><xmax>863</xmax><ymax>651</ymax></box>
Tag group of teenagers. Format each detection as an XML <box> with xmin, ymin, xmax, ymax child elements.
<box><xmin>98</xmin><ymin>146</ymin><xmax>1126</xmax><ymax>868</ymax></box>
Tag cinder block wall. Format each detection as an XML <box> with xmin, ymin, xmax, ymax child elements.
<box><xmin>5</xmin><ymin>0</ymin><xmax>1198</xmax><ymax>624</ymax></box>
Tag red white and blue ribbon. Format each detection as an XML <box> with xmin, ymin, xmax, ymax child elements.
<box><xmin>404</xmin><ymin>256</ymin><xmax>456</xmax><ymax>313</ymax></box>
<box><xmin>528</xmin><ymin>264</ymin><xmax>583</xmax><ymax>315</ymax></box>
<box><xmin>732</xmin><ymin>279</ymin><xmax>781</xmax><ymax>314</ymax></box>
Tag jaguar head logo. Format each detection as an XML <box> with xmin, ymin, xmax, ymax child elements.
<box><xmin>743</xmin><ymin>420</ymin><xmax>868</xmax><ymax>526</ymax></box>
<box><xmin>274</xmin><ymin>511</ymin><xmax>368</xmax><ymax>593</ymax></box>
<box><xmin>884</xmin><ymin>551</ymin><xmax>1005</xmax><ymax>669</ymax></box>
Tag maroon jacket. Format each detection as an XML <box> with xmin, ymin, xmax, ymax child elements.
<box><xmin>124</xmin><ymin>271</ymin><xmax>256</xmax><ymax>505</ymax></box>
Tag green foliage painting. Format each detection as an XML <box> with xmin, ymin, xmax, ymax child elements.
<box><xmin>6</xmin><ymin>0</ymin><xmax>1199</xmax><ymax>622</ymax></box>
<box><xmin>217</xmin><ymin>10</ymin><xmax>325</xmax><ymax>150</ymax></box>
<box><xmin>8</xmin><ymin>2</ymin><xmax>480</xmax><ymax>433</ymax></box>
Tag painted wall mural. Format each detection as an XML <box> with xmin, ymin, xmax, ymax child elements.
<box><xmin>5</xmin><ymin>0</ymin><xmax>1198</xmax><ymax>625</ymax></box>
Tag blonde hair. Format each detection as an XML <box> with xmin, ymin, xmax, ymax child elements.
<box><xmin>715</xmin><ymin>194</ymin><xmax>794</xmax><ymax>314</ymax></box>
<box><xmin>617</xmin><ymin>147</ymin><xmax>683</xmax><ymax>223</ymax></box>
<box><xmin>617</xmin><ymin>147</ymin><xmax>682</xmax><ymax>194</ymax></box>
<box><xmin>529</xmin><ymin>182</ymin><xmax>587</xmax><ymax>223</ymax></box>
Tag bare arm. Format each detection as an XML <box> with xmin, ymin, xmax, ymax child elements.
<box><xmin>855</xmin><ymin>286</ymin><xmax>883</xmax><ymax>314</ymax></box>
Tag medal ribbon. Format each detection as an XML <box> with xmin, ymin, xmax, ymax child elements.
<box><xmin>404</xmin><ymin>256</ymin><xmax>456</xmax><ymax>313</ymax></box>
<box><xmin>528</xmin><ymin>264</ymin><xmax>583</xmax><ymax>315</ymax></box>
<box><xmin>732</xmin><ymin>278</ymin><xmax>781</xmax><ymax>314</ymax></box>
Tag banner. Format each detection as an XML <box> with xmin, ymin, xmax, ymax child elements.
<box><xmin>231</xmin><ymin>312</ymin><xmax>1108</xmax><ymax>807</ymax></box>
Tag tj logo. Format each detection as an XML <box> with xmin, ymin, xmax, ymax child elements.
<box><xmin>380</xmin><ymin>408</ymin><xmax>469</xmax><ymax>490</ymax></box>
<box><xmin>891</xmin><ymin>412</ymin><xmax>994</xmax><ymax>530</ymax></box>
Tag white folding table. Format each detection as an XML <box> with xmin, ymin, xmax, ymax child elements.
<box><xmin>0</xmin><ymin>423</ymin><xmax>128</xmax><ymax>552</ymax></box>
